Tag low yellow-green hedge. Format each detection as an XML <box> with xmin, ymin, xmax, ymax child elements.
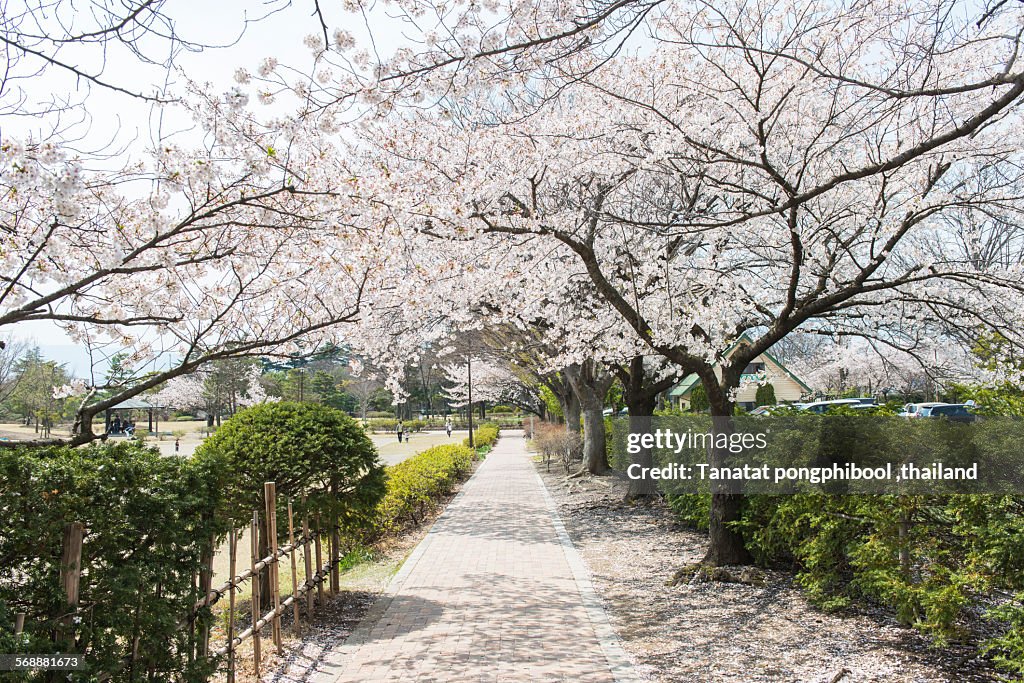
<box><xmin>362</xmin><ymin>418</ymin><xmax>426</xmax><ymax>433</ymax></box>
<box><xmin>374</xmin><ymin>444</ymin><xmax>475</xmax><ymax>533</ymax></box>
<box><xmin>464</xmin><ymin>423</ymin><xmax>500</xmax><ymax>449</ymax></box>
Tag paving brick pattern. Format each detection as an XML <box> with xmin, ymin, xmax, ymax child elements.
<box><xmin>315</xmin><ymin>432</ymin><xmax>636</xmax><ymax>683</ymax></box>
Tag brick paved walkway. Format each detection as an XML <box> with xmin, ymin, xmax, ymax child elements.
<box><xmin>309</xmin><ymin>432</ymin><xmax>638</xmax><ymax>683</ymax></box>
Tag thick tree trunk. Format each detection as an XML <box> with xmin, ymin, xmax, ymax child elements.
<box><xmin>563</xmin><ymin>391</ymin><xmax>581</xmax><ymax>434</ymax></box>
<box><xmin>625</xmin><ymin>400</ymin><xmax>657</xmax><ymax>500</ymax></box>
<box><xmin>618</xmin><ymin>356</ymin><xmax>679</xmax><ymax>501</ymax></box>
<box><xmin>566</xmin><ymin>361</ymin><xmax>614</xmax><ymax>475</ymax></box>
<box><xmin>580</xmin><ymin>401</ymin><xmax>609</xmax><ymax>475</ymax></box>
<box><xmin>704</xmin><ymin>376</ymin><xmax>752</xmax><ymax>566</ymax></box>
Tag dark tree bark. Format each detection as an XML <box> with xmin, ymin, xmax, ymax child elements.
<box><xmin>616</xmin><ymin>356</ymin><xmax>679</xmax><ymax>501</ymax></box>
<box><xmin>544</xmin><ymin>371</ymin><xmax>581</xmax><ymax>434</ymax></box>
<box><xmin>564</xmin><ymin>390</ymin><xmax>581</xmax><ymax>435</ymax></box>
<box><xmin>702</xmin><ymin>367</ymin><xmax>752</xmax><ymax>566</ymax></box>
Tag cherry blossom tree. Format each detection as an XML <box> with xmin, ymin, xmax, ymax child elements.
<box><xmin>343</xmin><ymin>0</ymin><xmax>1024</xmax><ymax>564</ymax></box>
<box><xmin>440</xmin><ymin>357</ymin><xmax>541</xmax><ymax>415</ymax></box>
<box><xmin>788</xmin><ymin>336</ymin><xmax>973</xmax><ymax>400</ymax></box>
<box><xmin>154</xmin><ymin>363</ymin><xmax>275</xmax><ymax>421</ymax></box>
<box><xmin>0</xmin><ymin>78</ymin><xmax>410</xmax><ymax>445</ymax></box>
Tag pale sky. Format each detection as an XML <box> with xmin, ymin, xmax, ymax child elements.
<box><xmin>4</xmin><ymin>0</ymin><xmax>409</xmax><ymax>376</ymax></box>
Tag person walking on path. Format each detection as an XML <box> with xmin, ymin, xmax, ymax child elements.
<box><xmin>445</xmin><ymin>416</ymin><xmax>453</xmax><ymax>438</ymax></box>
<box><xmin>396</xmin><ymin>420</ymin><xmax>404</xmax><ymax>443</ymax></box>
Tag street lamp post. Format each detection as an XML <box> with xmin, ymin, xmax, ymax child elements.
<box><xmin>467</xmin><ymin>353</ymin><xmax>474</xmax><ymax>449</ymax></box>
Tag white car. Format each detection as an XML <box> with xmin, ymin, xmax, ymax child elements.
<box><xmin>898</xmin><ymin>402</ymin><xmax>947</xmax><ymax>419</ymax></box>
<box><xmin>798</xmin><ymin>398</ymin><xmax>863</xmax><ymax>414</ymax></box>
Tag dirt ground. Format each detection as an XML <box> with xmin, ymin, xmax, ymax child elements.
<box><xmin>533</xmin><ymin>461</ymin><xmax>1001</xmax><ymax>683</ymax></box>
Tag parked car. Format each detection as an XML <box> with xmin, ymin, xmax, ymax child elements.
<box><xmin>899</xmin><ymin>402</ymin><xmax>947</xmax><ymax>418</ymax></box>
<box><xmin>601</xmin><ymin>408</ymin><xmax>629</xmax><ymax>417</ymax></box>
<box><xmin>919</xmin><ymin>403</ymin><xmax>979</xmax><ymax>423</ymax></box>
<box><xmin>798</xmin><ymin>399</ymin><xmax>863</xmax><ymax>414</ymax></box>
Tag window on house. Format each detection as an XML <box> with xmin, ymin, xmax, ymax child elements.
<box><xmin>743</xmin><ymin>362</ymin><xmax>765</xmax><ymax>375</ymax></box>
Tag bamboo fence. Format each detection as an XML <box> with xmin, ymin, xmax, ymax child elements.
<box><xmin>20</xmin><ymin>481</ymin><xmax>339</xmax><ymax>682</ymax></box>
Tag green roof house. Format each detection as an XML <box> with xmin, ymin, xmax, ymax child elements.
<box><xmin>668</xmin><ymin>335</ymin><xmax>813</xmax><ymax>411</ymax></box>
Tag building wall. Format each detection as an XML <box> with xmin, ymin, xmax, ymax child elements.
<box><xmin>676</xmin><ymin>352</ymin><xmax>809</xmax><ymax>409</ymax></box>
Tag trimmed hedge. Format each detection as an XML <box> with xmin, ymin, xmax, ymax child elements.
<box><xmin>464</xmin><ymin>422</ymin><xmax>500</xmax><ymax>449</ymax></box>
<box><xmin>362</xmin><ymin>418</ymin><xmax>426</xmax><ymax>433</ymax></box>
<box><xmin>0</xmin><ymin>442</ymin><xmax>223</xmax><ymax>680</ymax></box>
<box><xmin>373</xmin><ymin>444</ymin><xmax>476</xmax><ymax>533</ymax></box>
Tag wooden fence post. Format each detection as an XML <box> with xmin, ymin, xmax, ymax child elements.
<box><xmin>250</xmin><ymin>512</ymin><xmax>261</xmax><ymax>677</ymax></box>
<box><xmin>329</xmin><ymin>526</ymin><xmax>340</xmax><ymax>595</ymax></box>
<box><xmin>197</xmin><ymin>535</ymin><xmax>214</xmax><ymax>660</ymax></box>
<box><xmin>287</xmin><ymin>500</ymin><xmax>300</xmax><ymax>634</ymax></box>
<box><xmin>314</xmin><ymin>514</ymin><xmax>324</xmax><ymax>609</ymax></box>
<box><xmin>264</xmin><ymin>482</ymin><xmax>282</xmax><ymax>652</ymax></box>
<box><xmin>58</xmin><ymin>522</ymin><xmax>84</xmax><ymax>651</ymax></box>
<box><xmin>302</xmin><ymin>513</ymin><xmax>313</xmax><ymax>617</ymax></box>
<box><xmin>227</xmin><ymin>528</ymin><xmax>237</xmax><ymax>683</ymax></box>
<box><xmin>328</xmin><ymin>482</ymin><xmax>340</xmax><ymax>594</ymax></box>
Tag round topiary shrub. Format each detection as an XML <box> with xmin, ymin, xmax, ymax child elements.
<box><xmin>195</xmin><ymin>402</ymin><xmax>385</xmax><ymax>605</ymax></box>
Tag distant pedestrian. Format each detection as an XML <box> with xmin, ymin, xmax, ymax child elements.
<box><xmin>445</xmin><ymin>417</ymin><xmax>452</xmax><ymax>438</ymax></box>
<box><xmin>396</xmin><ymin>420</ymin><xmax>404</xmax><ymax>443</ymax></box>
<box><xmin>174</xmin><ymin>438</ymin><xmax>180</xmax><ymax>453</ymax></box>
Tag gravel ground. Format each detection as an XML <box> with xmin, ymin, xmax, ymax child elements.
<box><xmin>534</xmin><ymin>462</ymin><xmax>1001</xmax><ymax>683</ymax></box>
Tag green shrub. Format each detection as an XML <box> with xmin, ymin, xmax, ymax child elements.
<box><xmin>755</xmin><ymin>383</ymin><xmax>776</xmax><ymax>406</ymax></box>
<box><xmin>737</xmin><ymin>494</ymin><xmax>1024</xmax><ymax>639</ymax></box>
<box><xmin>372</xmin><ymin>444</ymin><xmax>476</xmax><ymax>534</ymax></box>
<box><xmin>363</xmin><ymin>418</ymin><xmax>428</xmax><ymax>433</ymax></box>
<box><xmin>656</xmin><ymin>414</ymin><xmax>1024</xmax><ymax>675</ymax></box>
<box><xmin>195</xmin><ymin>402</ymin><xmax>385</xmax><ymax>613</ymax></box>
<box><xmin>364</xmin><ymin>417</ymin><xmax>397</xmax><ymax>432</ymax></box>
<box><xmin>666</xmin><ymin>493</ymin><xmax>711</xmax><ymax>530</ymax></box>
<box><xmin>464</xmin><ymin>422</ymin><xmax>500</xmax><ymax>449</ymax></box>
<box><xmin>986</xmin><ymin>595</ymin><xmax>1024</xmax><ymax>679</ymax></box>
<box><xmin>0</xmin><ymin>442</ymin><xmax>223</xmax><ymax>680</ymax></box>
<box><xmin>196</xmin><ymin>402</ymin><xmax>385</xmax><ymax>533</ymax></box>
<box><xmin>689</xmin><ymin>384</ymin><xmax>709</xmax><ymax>412</ymax></box>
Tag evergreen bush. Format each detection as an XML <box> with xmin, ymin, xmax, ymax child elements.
<box><xmin>0</xmin><ymin>442</ymin><xmax>223</xmax><ymax>680</ymax></box>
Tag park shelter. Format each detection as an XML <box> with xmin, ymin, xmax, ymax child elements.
<box><xmin>104</xmin><ymin>398</ymin><xmax>163</xmax><ymax>435</ymax></box>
